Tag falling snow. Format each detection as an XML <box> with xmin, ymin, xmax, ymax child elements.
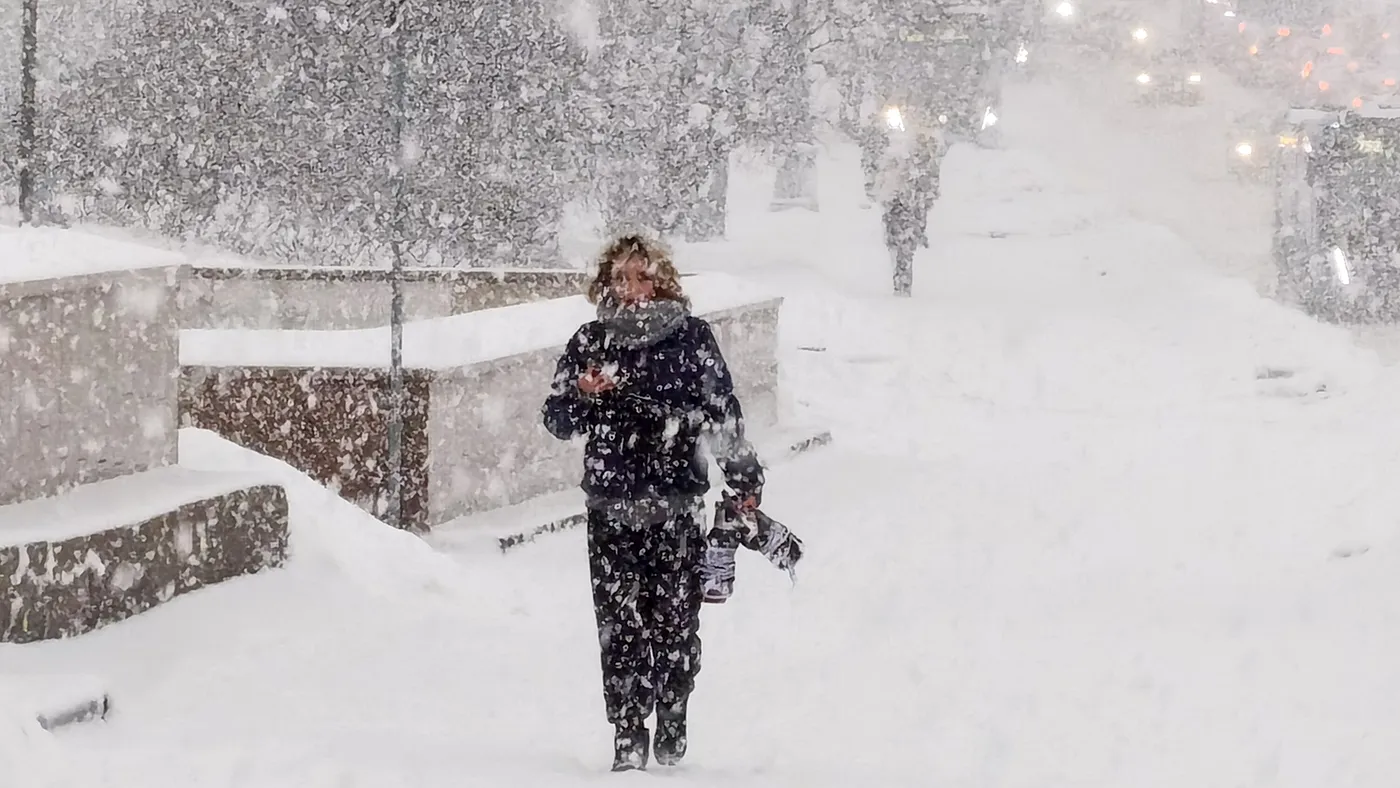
<box><xmin>4</xmin><ymin>0</ymin><xmax>1400</xmax><ymax>786</ymax></box>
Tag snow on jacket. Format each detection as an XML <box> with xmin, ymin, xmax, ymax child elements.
<box><xmin>541</xmin><ymin>313</ymin><xmax>765</xmax><ymax>509</ymax></box>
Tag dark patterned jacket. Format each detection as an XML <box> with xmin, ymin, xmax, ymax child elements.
<box><xmin>542</xmin><ymin>315</ymin><xmax>765</xmax><ymax>507</ymax></box>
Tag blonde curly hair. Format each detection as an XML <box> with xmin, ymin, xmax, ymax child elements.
<box><xmin>586</xmin><ymin>234</ymin><xmax>689</xmax><ymax>306</ymax></box>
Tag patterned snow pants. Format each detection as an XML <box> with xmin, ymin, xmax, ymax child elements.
<box><xmin>586</xmin><ymin>505</ymin><xmax>705</xmax><ymax>726</ymax></box>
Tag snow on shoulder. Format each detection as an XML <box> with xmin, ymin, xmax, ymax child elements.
<box><xmin>180</xmin><ymin>270</ymin><xmax>777</xmax><ymax>370</ymax></box>
<box><xmin>0</xmin><ymin>225</ymin><xmax>181</xmax><ymax>286</ymax></box>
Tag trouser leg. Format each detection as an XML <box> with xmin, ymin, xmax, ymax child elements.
<box><xmin>641</xmin><ymin>507</ymin><xmax>705</xmax><ymax>714</ymax></box>
<box><xmin>587</xmin><ymin>509</ymin><xmax>651</xmax><ymax>725</ymax></box>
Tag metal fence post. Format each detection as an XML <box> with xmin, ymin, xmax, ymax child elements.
<box><xmin>384</xmin><ymin>0</ymin><xmax>409</xmax><ymax>529</ymax></box>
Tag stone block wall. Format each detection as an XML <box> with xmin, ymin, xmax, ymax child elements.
<box><xmin>180</xmin><ymin>366</ymin><xmax>433</xmax><ymax>527</ymax></box>
<box><xmin>0</xmin><ymin>268</ymin><xmax>179</xmax><ymax>507</ymax></box>
<box><xmin>179</xmin><ymin>296</ymin><xmax>784</xmax><ymax>530</ymax></box>
<box><xmin>180</xmin><ymin>266</ymin><xmax>590</xmax><ymax>330</ymax></box>
<box><xmin>424</xmin><ymin>300</ymin><xmax>784</xmax><ymax>522</ymax></box>
<box><xmin>0</xmin><ymin>480</ymin><xmax>289</xmax><ymax>644</ymax></box>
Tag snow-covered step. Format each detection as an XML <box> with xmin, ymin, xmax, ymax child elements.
<box><xmin>0</xmin><ymin>466</ymin><xmax>289</xmax><ymax>643</ymax></box>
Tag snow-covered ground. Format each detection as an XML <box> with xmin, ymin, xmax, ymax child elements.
<box><xmin>7</xmin><ymin>77</ymin><xmax>1400</xmax><ymax>786</ymax></box>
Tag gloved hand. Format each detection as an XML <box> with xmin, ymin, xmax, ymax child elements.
<box><xmin>736</xmin><ymin>490</ymin><xmax>761</xmax><ymax>512</ymax></box>
<box><xmin>751</xmin><ymin>514</ymin><xmax>804</xmax><ymax>579</ymax></box>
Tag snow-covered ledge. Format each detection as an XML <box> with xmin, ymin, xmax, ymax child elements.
<box><xmin>179</xmin><ymin>265</ymin><xmax>591</xmax><ymax>330</ymax></box>
<box><xmin>0</xmin><ymin>227</ymin><xmax>291</xmax><ymax>644</ymax></box>
<box><xmin>0</xmin><ymin>227</ymin><xmax>182</xmax><ymax>506</ymax></box>
<box><xmin>0</xmin><ymin>468</ymin><xmax>289</xmax><ymax>643</ymax></box>
<box><xmin>179</xmin><ymin>272</ymin><xmax>783</xmax><ymax>528</ymax></box>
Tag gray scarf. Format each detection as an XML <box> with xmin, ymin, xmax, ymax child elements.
<box><xmin>596</xmin><ymin>295</ymin><xmax>690</xmax><ymax>350</ymax></box>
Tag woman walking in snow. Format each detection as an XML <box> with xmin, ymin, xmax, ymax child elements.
<box><xmin>541</xmin><ymin>234</ymin><xmax>765</xmax><ymax>772</ymax></box>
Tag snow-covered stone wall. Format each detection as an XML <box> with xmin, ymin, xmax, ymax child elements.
<box><xmin>0</xmin><ymin>228</ymin><xmax>295</xmax><ymax>643</ymax></box>
<box><xmin>180</xmin><ymin>367</ymin><xmax>434</xmax><ymax>527</ymax></box>
<box><xmin>180</xmin><ymin>266</ymin><xmax>591</xmax><ymax>330</ymax></box>
<box><xmin>0</xmin><ymin>469</ymin><xmax>289</xmax><ymax>644</ymax></box>
<box><xmin>0</xmin><ymin>267</ymin><xmax>180</xmax><ymax>508</ymax></box>
<box><xmin>424</xmin><ymin>300</ymin><xmax>781</xmax><ymax>522</ymax></box>
<box><xmin>179</xmin><ymin>273</ymin><xmax>783</xmax><ymax>529</ymax></box>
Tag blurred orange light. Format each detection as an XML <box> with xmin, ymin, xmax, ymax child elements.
<box><xmin>1301</xmin><ymin>60</ymin><xmax>1314</xmax><ymax>77</ymax></box>
<box><xmin>1347</xmin><ymin>61</ymin><xmax>1360</xmax><ymax>72</ymax></box>
<box><xmin>1319</xmin><ymin>80</ymin><xmax>1330</xmax><ymax>91</ymax></box>
<box><xmin>1385</xmin><ymin>78</ymin><xmax>1398</xmax><ymax>87</ymax></box>
<box><xmin>1327</xmin><ymin>46</ymin><xmax>1346</xmax><ymax>55</ymax></box>
<box><xmin>1278</xmin><ymin>27</ymin><xmax>1290</xmax><ymax>36</ymax></box>
<box><xmin>1249</xmin><ymin>44</ymin><xmax>1260</xmax><ymax>55</ymax></box>
<box><xmin>1353</xmin><ymin>97</ymin><xmax>1364</xmax><ymax>108</ymax></box>
<box><xmin>1322</xmin><ymin>24</ymin><xmax>1333</xmax><ymax>36</ymax></box>
<box><xmin>1239</xmin><ymin>22</ymin><xmax>1247</xmax><ymax>33</ymax></box>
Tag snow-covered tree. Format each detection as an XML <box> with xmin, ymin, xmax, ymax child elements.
<box><xmin>19</xmin><ymin>0</ymin><xmax>585</xmax><ymax>266</ymax></box>
<box><xmin>573</xmin><ymin>0</ymin><xmax>823</xmax><ymax>236</ymax></box>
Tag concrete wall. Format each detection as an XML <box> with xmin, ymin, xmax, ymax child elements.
<box><xmin>180</xmin><ymin>267</ymin><xmax>591</xmax><ymax>330</ymax></box>
<box><xmin>180</xmin><ymin>367</ymin><xmax>433</xmax><ymax>526</ymax></box>
<box><xmin>0</xmin><ymin>478</ymin><xmax>288</xmax><ymax>643</ymax></box>
<box><xmin>0</xmin><ymin>268</ymin><xmax>179</xmax><ymax>507</ymax></box>
<box><xmin>710</xmin><ymin>301</ymin><xmax>782</xmax><ymax>427</ymax></box>
<box><xmin>423</xmin><ymin>300</ymin><xmax>784</xmax><ymax>523</ymax></box>
<box><xmin>426</xmin><ymin>348</ymin><xmax>584</xmax><ymax>521</ymax></box>
<box><xmin>180</xmin><ymin>295</ymin><xmax>784</xmax><ymax>529</ymax></box>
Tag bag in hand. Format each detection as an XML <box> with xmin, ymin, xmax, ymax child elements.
<box><xmin>699</xmin><ymin>493</ymin><xmax>805</xmax><ymax>604</ymax></box>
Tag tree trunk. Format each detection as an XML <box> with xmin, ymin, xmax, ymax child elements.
<box><xmin>767</xmin><ymin>0</ymin><xmax>819</xmax><ymax>212</ymax></box>
<box><xmin>17</xmin><ymin>0</ymin><xmax>39</xmax><ymax>224</ymax></box>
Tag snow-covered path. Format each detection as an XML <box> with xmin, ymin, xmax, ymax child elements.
<box><xmin>997</xmin><ymin>65</ymin><xmax>1279</xmax><ymax>295</ymax></box>
<box><xmin>8</xmin><ymin>82</ymin><xmax>1400</xmax><ymax>787</ymax></box>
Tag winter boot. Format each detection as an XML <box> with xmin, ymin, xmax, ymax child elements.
<box><xmin>612</xmin><ymin>721</ymin><xmax>650</xmax><ymax>772</ymax></box>
<box><xmin>653</xmin><ymin>701</ymin><xmax>688</xmax><ymax>766</ymax></box>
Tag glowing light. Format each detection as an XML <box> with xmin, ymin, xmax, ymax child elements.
<box><xmin>1330</xmin><ymin>247</ymin><xmax>1351</xmax><ymax>285</ymax></box>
